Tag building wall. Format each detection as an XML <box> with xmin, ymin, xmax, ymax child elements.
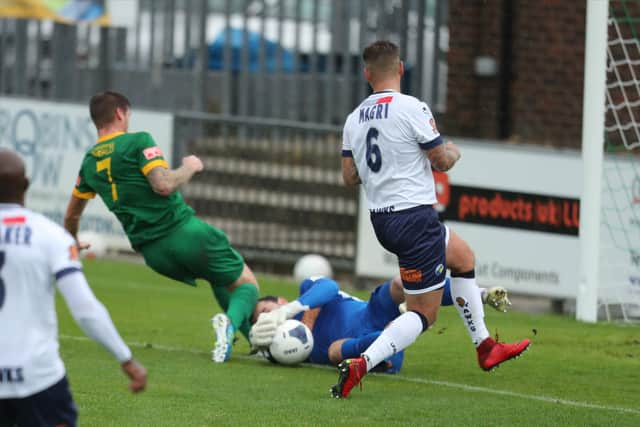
<box><xmin>444</xmin><ymin>0</ymin><xmax>586</xmax><ymax>148</ymax></box>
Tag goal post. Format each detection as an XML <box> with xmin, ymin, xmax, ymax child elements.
<box><xmin>577</xmin><ymin>0</ymin><xmax>609</xmax><ymax>322</ymax></box>
<box><xmin>578</xmin><ymin>0</ymin><xmax>640</xmax><ymax>322</ymax></box>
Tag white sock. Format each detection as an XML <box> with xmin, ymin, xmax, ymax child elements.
<box><xmin>450</xmin><ymin>276</ymin><xmax>490</xmax><ymax>347</ymax></box>
<box><xmin>479</xmin><ymin>287</ymin><xmax>487</xmax><ymax>303</ymax></box>
<box><xmin>361</xmin><ymin>311</ymin><xmax>424</xmax><ymax>371</ymax></box>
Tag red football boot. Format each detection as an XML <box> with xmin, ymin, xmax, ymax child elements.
<box><xmin>330</xmin><ymin>357</ymin><xmax>368</xmax><ymax>398</ymax></box>
<box><xmin>477</xmin><ymin>337</ymin><xmax>531</xmax><ymax>371</ymax></box>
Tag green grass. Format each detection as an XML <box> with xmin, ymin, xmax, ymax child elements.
<box><xmin>57</xmin><ymin>259</ymin><xmax>640</xmax><ymax>426</ymax></box>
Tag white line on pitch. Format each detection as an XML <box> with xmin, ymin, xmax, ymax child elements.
<box><xmin>59</xmin><ymin>334</ymin><xmax>640</xmax><ymax>416</ymax></box>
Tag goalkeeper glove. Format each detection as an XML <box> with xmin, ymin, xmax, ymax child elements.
<box><xmin>249</xmin><ymin>300</ymin><xmax>307</xmax><ymax>347</ymax></box>
<box><xmin>483</xmin><ymin>286</ymin><xmax>511</xmax><ymax>313</ymax></box>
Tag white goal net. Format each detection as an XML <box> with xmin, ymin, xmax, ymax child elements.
<box><xmin>598</xmin><ymin>0</ymin><xmax>640</xmax><ymax>321</ymax></box>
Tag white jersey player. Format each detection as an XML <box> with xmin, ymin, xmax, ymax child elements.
<box><xmin>0</xmin><ymin>149</ymin><xmax>146</xmax><ymax>427</ymax></box>
<box><xmin>332</xmin><ymin>40</ymin><xmax>530</xmax><ymax>399</ymax></box>
<box><xmin>342</xmin><ymin>90</ymin><xmax>442</xmax><ymax>213</ymax></box>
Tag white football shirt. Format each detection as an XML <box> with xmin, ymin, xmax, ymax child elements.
<box><xmin>342</xmin><ymin>90</ymin><xmax>443</xmax><ymax>212</ymax></box>
<box><xmin>0</xmin><ymin>204</ymin><xmax>82</xmax><ymax>398</ymax></box>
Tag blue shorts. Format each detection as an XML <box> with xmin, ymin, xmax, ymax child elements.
<box><xmin>362</xmin><ymin>282</ymin><xmax>404</xmax><ymax>373</ymax></box>
<box><xmin>361</xmin><ymin>281</ymin><xmax>402</xmax><ymax>332</ymax></box>
<box><xmin>371</xmin><ymin>205</ymin><xmax>446</xmax><ymax>293</ymax></box>
<box><xmin>0</xmin><ymin>376</ymin><xmax>77</xmax><ymax>427</ymax></box>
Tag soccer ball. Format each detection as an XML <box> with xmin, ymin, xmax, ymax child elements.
<box><xmin>293</xmin><ymin>254</ymin><xmax>333</xmax><ymax>283</ymax></box>
<box><xmin>268</xmin><ymin>319</ymin><xmax>314</xmax><ymax>365</ymax></box>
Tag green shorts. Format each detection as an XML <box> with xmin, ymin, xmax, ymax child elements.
<box><xmin>139</xmin><ymin>216</ymin><xmax>244</xmax><ymax>288</ymax></box>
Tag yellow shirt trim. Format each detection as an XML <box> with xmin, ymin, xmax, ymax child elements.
<box><xmin>97</xmin><ymin>131</ymin><xmax>125</xmax><ymax>143</ymax></box>
<box><xmin>141</xmin><ymin>159</ymin><xmax>169</xmax><ymax>176</ymax></box>
<box><xmin>72</xmin><ymin>188</ymin><xmax>96</xmax><ymax>199</ymax></box>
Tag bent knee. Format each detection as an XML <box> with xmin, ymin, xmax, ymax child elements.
<box><xmin>405</xmin><ymin>298</ymin><xmax>441</xmax><ymax>327</ymax></box>
<box><xmin>413</xmin><ymin>308</ymin><xmax>438</xmax><ymax>326</ymax></box>
<box><xmin>389</xmin><ymin>278</ymin><xmax>405</xmax><ymax>305</ymax></box>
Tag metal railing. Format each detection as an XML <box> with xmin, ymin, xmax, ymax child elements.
<box><xmin>0</xmin><ymin>0</ymin><xmax>449</xmax><ymax>273</ymax></box>
<box><xmin>0</xmin><ymin>0</ymin><xmax>448</xmax><ymax>121</ymax></box>
<box><xmin>174</xmin><ymin>111</ymin><xmax>357</xmax><ymax>271</ymax></box>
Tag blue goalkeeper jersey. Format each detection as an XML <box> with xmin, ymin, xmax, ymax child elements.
<box><xmin>294</xmin><ymin>276</ymin><xmax>454</xmax><ymax>365</ymax></box>
<box><xmin>293</xmin><ymin>277</ymin><xmax>384</xmax><ymax>364</ymax></box>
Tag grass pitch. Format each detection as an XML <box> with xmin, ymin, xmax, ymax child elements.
<box><xmin>56</xmin><ymin>259</ymin><xmax>640</xmax><ymax>426</ymax></box>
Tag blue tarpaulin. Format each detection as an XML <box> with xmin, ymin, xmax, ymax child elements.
<box><xmin>209</xmin><ymin>28</ymin><xmax>295</xmax><ymax>72</ymax></box>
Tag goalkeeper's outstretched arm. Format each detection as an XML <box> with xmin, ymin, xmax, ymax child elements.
<box><xmin>250</xmin><ymin>278</ymin><xmax>340</xmax><ymax>348</ymax></box>
<box><xmin>146</xmin><ymin>155</ymin><xmax>204</xmax><ymax>196</ymax></box>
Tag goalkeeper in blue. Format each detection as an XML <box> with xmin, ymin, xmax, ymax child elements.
<box><xmin>249</xmin><ymin>276</ymin><xmax>510</xmax><ymax>372</ymax></box>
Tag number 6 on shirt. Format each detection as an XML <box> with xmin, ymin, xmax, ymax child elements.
<box><xmin>366</xmin><ymin>127</ymin><xmax>382</xmax><ymax>172</ymax></box>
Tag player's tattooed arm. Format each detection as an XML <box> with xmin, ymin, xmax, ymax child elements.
<box><xmin>146</xmin><ymin>155</ymin><xmax>204</xmax><ymax>196</ymax></box>
<box><xmin>426</xmin><ymin>141</ymin><xmax>461</xmax><ymax>172</ymax></box>
<box><xmin>341</xmin><ymin>157</ymin><xmax>361</xmax><ymax>186</ymax></box>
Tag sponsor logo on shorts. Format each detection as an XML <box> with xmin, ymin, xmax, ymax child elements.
<box><xmin>435</xmin><ymin>264</ymin><xmax>444</xmax><ymax>275</ymax></box>
<box><xmin>400</xmin><ymin>268</ymin><xmax>422</xmax><ymax>283</ymax></box>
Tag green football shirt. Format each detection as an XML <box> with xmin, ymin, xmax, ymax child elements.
<box><xmin>73</xmin><ymin>131</ymin><xmax>194</xmax><ymax>249</ymax></box>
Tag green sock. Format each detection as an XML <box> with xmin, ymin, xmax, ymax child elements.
<box><xmin>211</xmin><ymin>285</ymin><xmax>230</xmax><ymax>312</ymax></box>
<box><xmin>226</xmin><ymin>283</ymin><xmax>258</xmax><ymax>340</ymax></box>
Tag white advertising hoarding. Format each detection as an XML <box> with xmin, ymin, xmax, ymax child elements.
<box><xmin>356</xmin><ymin>140</ymin><xmax>584</xmax><ymax>298</ymax></box>
<box><xmin>0</xmin><ymin>96</ymin><xmax>174</xmax><ymax>251</ymax></box>
<box><xmin>356</xmin><ymin>139</ymin><xmax>640</xmax><ymax>302</ymax></box>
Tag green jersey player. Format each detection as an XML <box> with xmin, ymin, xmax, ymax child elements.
<box><xmin>64</xmin><ymin>91</ymin><xmax>257</xmax><ymax>363</ymax></box>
